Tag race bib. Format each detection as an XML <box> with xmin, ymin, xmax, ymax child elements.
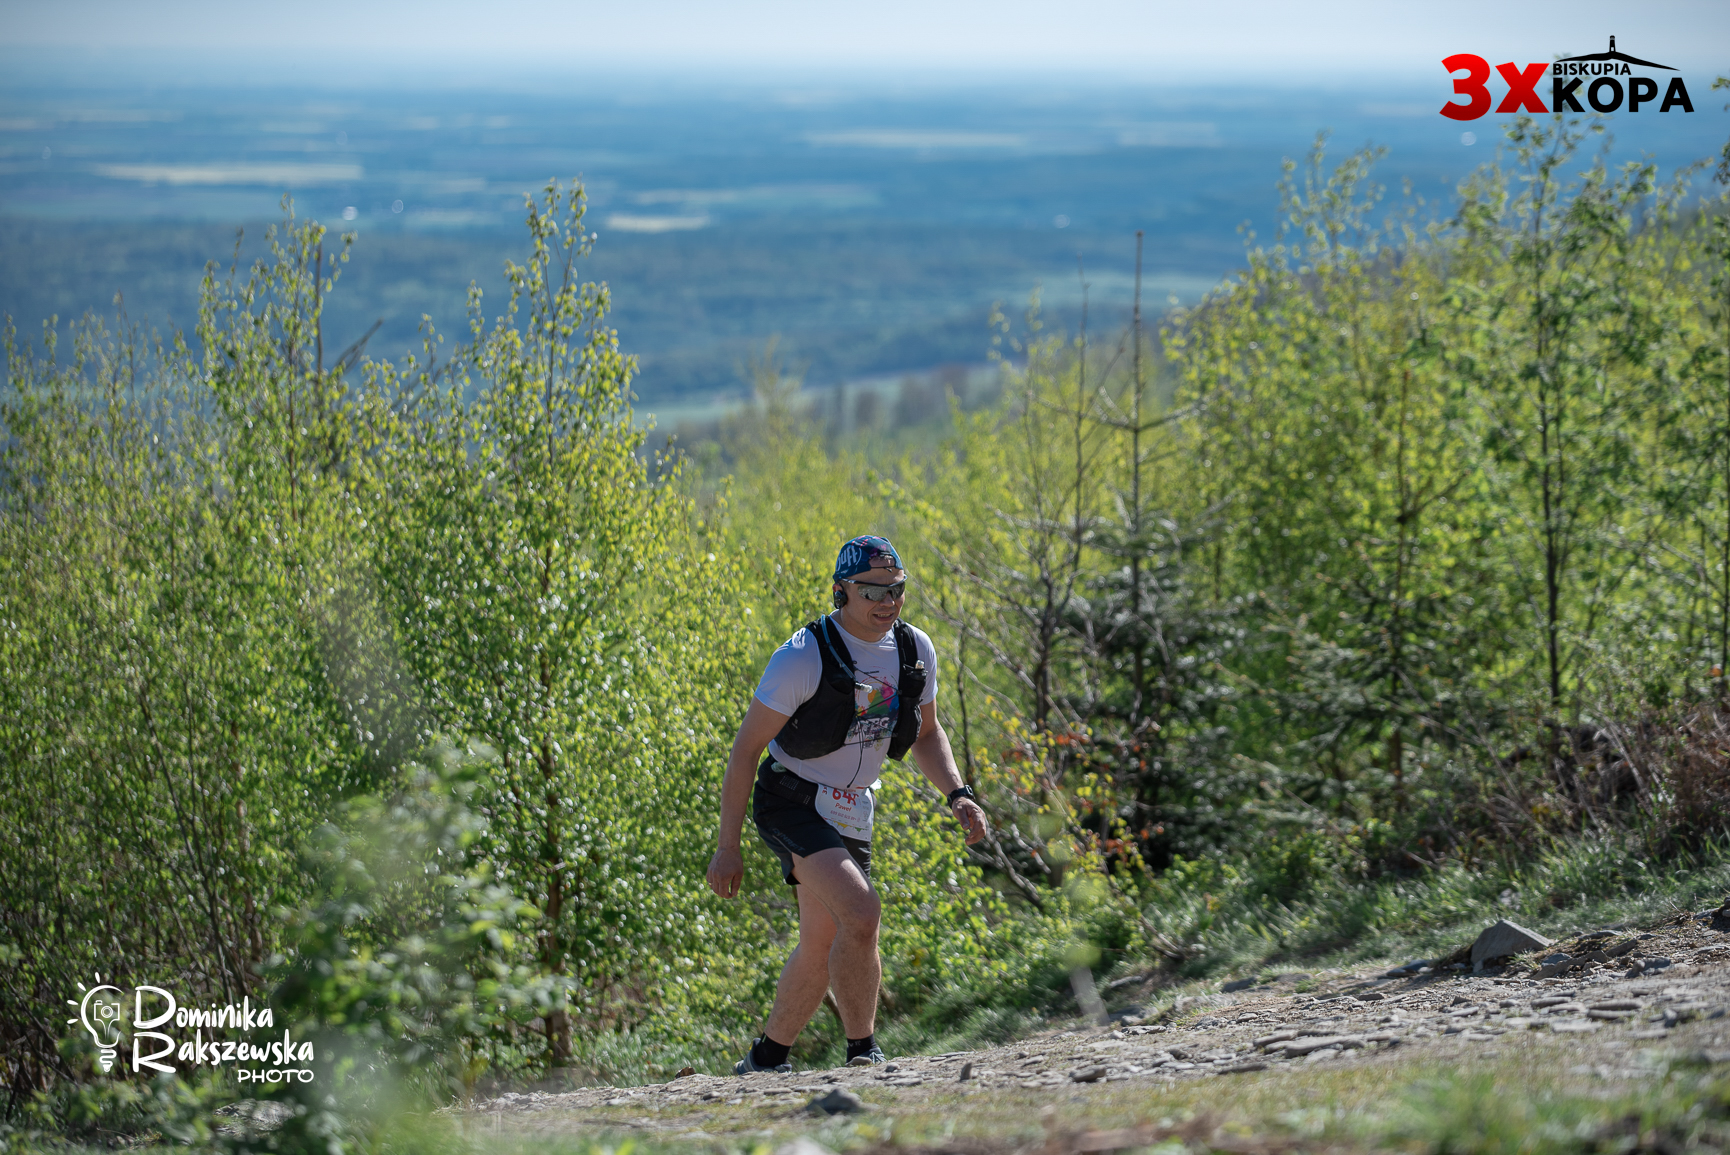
<box><xmin>813</xmin><ymin>784</ymin><xmax>875</xmax><ymax>840</ymax></box>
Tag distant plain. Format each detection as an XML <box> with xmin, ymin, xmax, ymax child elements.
<box><xmin>3</xmin><ymin>66</ymin><xmax>1725</xmax><ymax>409</ymax></box>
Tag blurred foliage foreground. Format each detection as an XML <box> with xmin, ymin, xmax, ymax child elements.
<box><xmin>5</xmin><ymin>114</ymin><xmax>1730</xmax><ymax>1151</ymax></box>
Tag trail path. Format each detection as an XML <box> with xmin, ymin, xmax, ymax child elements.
<box><xmin>457</xmin><ymin>909</ymin><xmax>1730</xmax><ymax>1151</ymax></box>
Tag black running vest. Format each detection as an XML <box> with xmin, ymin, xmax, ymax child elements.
<box><xmin>773</xmin><ymin>617</ymin><xmax>926</xmax><ymax>761</ymax></box>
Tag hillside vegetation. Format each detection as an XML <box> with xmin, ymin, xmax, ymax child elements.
<box><xmin>3</xmin><ymin>115</ymin><xmax>1730</xmax><ymax>1151</ymax></box>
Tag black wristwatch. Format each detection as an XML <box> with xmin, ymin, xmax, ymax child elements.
<box><xmin>946</xmin><ymin>784</ymin><xmax>977</xmax><ymax>808</ymax></box>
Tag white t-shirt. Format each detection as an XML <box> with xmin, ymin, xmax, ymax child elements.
<box><xmin>754</xmin><ymin>615</ymin><xmax>940</xmax><ymax>790</ymax></box>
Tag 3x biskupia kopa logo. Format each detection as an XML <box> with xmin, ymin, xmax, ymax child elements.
<box><xmin>66</xmin><ymin>972</ymin><xmax>316</xmax><ymax>1084</ymax></box>
<box><xmin>1441</xmin><ymin>36</ymin><xmax>1695</xmax><ymax>120</ymax></box>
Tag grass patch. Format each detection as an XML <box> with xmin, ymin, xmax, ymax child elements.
<box><xmin>1116</xmin><ymin>835</ymin><xmax>1730</xmax><ymax>1002</ymax></box>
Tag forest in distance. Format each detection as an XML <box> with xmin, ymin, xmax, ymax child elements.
<box><xmin>4</xmin><ymin>109</ymin><xmax>1730</xmax><ymax>1149</ymax></box>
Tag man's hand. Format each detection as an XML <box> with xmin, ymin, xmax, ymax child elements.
<box><xmin>952</xmin><ymin>798</ymin><xmax>987</xmax><ymax>845</ymax></box>
<box><xmin>707</xmin><ymin>846</ymin><xmax>745</xmax><ymax>898</ymax></box>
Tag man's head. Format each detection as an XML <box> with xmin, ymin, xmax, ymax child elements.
<box><xmin>832</xmin><ymin>534</ymin><xmax>907</xmax><ymax>636</ymax></box>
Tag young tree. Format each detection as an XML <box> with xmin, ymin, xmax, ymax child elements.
<box><xmin>1456</xmin><ymin>118</ymin><xmax>1666</xmax><ymax>727</ymax></box>
<box><xmin>369</xmin><ymin>182</ymin><xmax>709</xmax><ymax>1065</ymax></box>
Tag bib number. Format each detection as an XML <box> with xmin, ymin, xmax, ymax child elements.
<box><xmin>814</xmin><ymin>784</ymin><xmax>874</xmax><ymax>840</ymax></box>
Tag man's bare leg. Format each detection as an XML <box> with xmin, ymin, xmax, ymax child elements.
<box><xmin>762</xmin><ymin>883</ymin><xmax>837</xmax><ymax>1043</ymax></box>
<box><xmin>763</xmin><ymin>846</ymin><xmax>880</xmax><ymax>1043</ymax></box>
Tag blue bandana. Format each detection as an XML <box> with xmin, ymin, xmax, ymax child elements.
<box><xmin>833</xmin><ymin>535</ymin><xmax>903</xmax><ymax>580</ymax></box>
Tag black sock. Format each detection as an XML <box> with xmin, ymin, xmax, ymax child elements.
<box><xmin>751</xmin><ymin>1034</ymin><xmax>791</xmax><ymax>1068</ymax></box>
<box><xmin>846</xmin><ymin>1034</ymin><xmax>877</xmax><ymax>1061</ymax></box>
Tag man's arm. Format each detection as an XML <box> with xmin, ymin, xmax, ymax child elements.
<box><xmin>706</xmin><ymin>697</ymin><xmax>792</xmax><ymax>898</ymax></box>
<box><xmin>908</xmin><ymin>701</ymin><xmax>987</xmax><ymax>845</ymax></box>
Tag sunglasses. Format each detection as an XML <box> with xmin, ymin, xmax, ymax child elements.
<box><xmin>841</xmin><ymin>578</ymin><xmax>908</xmax><ymax>603</ymax></box>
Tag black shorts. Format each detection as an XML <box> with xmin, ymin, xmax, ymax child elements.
<box><xmin>751</xmin><ymin>760</ymin><xmax>873</xmax><ymax>888</ymax></box>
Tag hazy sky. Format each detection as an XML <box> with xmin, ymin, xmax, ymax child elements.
<box><xmin>4</xmin><ymin>0</ymin><xmax>1728</xmax><ymax>83</ymax></box>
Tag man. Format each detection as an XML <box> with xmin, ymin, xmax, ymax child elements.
<box><xmin>706</xmin><ymin>534</ymin><xmax>988</xmax><ymax>1073</ymax></box>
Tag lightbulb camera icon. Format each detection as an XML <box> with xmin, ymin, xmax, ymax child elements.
<box><xmin>67</xmin><ymin>972</ymin><xmax>125</xmax><ymax>1073</ymax></box>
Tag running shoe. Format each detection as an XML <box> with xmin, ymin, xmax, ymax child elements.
<box><xmin>733</xmin><ymin>1049</ymin><xmax>793</xmax><ymax>1075</ymax></box>
<box><xmin>845</xmin><ymin>1045</ymin><xmax>887</xmax><ymax>1067</ymax></box>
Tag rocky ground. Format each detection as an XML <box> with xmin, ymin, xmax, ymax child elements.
<box><xmin>453</xmin><ymin>904</ymin><xmax>1730</xmax><ymax>1152</ymax></box>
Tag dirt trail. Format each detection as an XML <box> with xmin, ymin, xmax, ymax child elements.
<box><xmin>458</xmin><ymin>909</ymin><xmax>1730</xmax><ymax>1149</ymax></box>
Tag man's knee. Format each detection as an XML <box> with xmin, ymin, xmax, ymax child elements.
<box><xmin>832</xmin><ymin>889</ymin><xmax>881</xmax><ymax>938</ymax></box>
